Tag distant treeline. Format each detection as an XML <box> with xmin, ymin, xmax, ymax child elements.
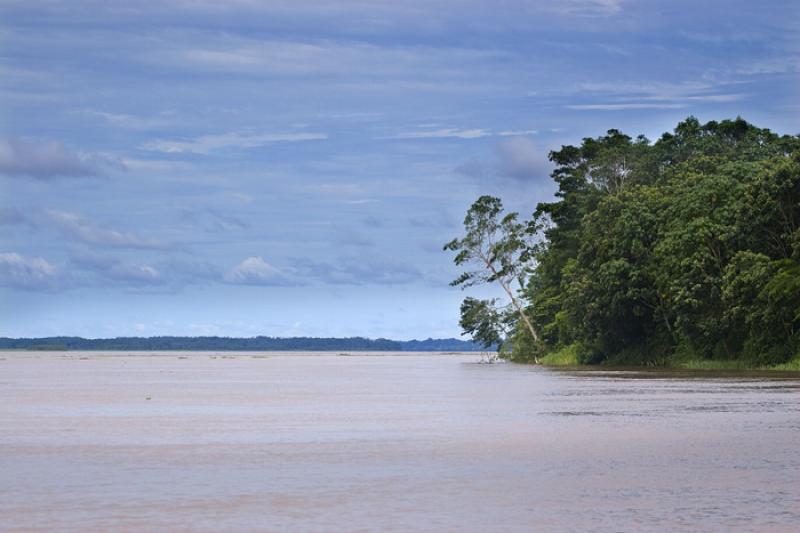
<box><xmin>0</xmin><ymin>336</ymin><xmax>488</xmax><ymax>352</ymax></box>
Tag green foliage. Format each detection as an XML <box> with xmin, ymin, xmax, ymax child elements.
<box><xmin>499</xmin><ymin>117</ymin><xmax>800</xmax><ymax>367</ymax></box>
<box><xmin>538</xmin><ymin>343</ymin><xmax>582</xmax><ymax>366</ymax></box>
<box><xmin>458</xmin><ymin>297</ymin><xmax>504</xmax><ymax>350</ymax></box>
<box><xmin>445</xmin><ymin>196</ymin><xmax>543</xmax><ymax>361</ymax></box>
<box><xmin>444</xmin><ymin>195</ymin><xmax>534</xmax><ymax>289</ymax></box>
<box><xmin>504</xmin><ymin>321</ymin><xmax>544</xmax><ymax>363</ymax></box>
<box><xmin>769</xmin><ymin>357</ymin><xmax>800</xmax><ymax>371</ymax></box>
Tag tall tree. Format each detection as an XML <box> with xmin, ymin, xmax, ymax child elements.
<box><xmin>445</xmin><ymin>195</ymin><xmax>542</xmax><ymax>362</ymax></box>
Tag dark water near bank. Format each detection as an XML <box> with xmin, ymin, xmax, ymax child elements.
<box><xmin>1</xmin><ymin>352</ymin><xmax>799</xmax><ymax>532</ymax></box>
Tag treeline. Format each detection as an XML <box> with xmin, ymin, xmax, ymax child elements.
<box><xmin>453</xmin><ymin>117</ymin><xmax>800</xmax><ymax>366</ymax></box>
<box><xmin>0</xmin><ymin>336</ymin><xmax>486</xmax><ymax>352</ymax></box>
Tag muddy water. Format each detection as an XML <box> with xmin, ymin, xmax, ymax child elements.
<box><xmin>1</xmin><ymin>352</ymin><xmax>798</xmax><ymax>532</ymax></box>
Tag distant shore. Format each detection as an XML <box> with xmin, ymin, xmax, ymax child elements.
<box><xmin>0</xmin><ymin>350</ymin><xmax>484</xmax><ymax>359</ymax></box>
<box><xmin>0</xmin><ymin>336</ymin><xmax>488</xmax><ymax>352</ymax></box>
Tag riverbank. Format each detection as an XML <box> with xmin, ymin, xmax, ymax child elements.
<box><xmin>538</xmin><ymin>344</ymin><xmax>800</xmax><ymax>371</ymax></box>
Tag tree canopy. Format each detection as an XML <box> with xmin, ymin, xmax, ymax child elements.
<box><xmin>450</xmin><ymin>117</ymin><xmax>800</xmax><ymax>366</ymax></box>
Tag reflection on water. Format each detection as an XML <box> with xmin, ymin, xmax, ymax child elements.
<box><xmin>1</xmin><ymin>352</ymin><xmax>799</xmax><ymax>531</ymax></box>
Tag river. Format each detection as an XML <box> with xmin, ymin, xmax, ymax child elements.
<box><xmin>1</xmin><ymin>352</ymin><xmax>798</xmax><ymax>532</ymax></box>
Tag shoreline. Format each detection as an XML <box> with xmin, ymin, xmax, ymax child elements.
<box><xmin>0</xmin><ymin>350</ymin><xmax>481</xmax><ymax>358</ymax></box>
<box><xmin>538</xmin><ymin>350</ymin><xmax>800</xmax><ymax>372</ymax></box>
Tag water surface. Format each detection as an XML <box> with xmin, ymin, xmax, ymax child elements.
<box><xmin>1</xmin><ymin>352</ymin><xmax>798</xmax><ymax>531</ymax></box>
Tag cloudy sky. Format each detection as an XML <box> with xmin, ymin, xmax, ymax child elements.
<box><xmin>1</xmin><ymin>0</ymin><xmax>798</xmax><ymax>339</ymax></box>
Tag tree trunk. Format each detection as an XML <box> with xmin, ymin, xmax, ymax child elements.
<box><xmin>497</xmin><ymin>278</ymin><xmax>541</xmax><ymax>364</ymax></box>
<box><xmin>479</xmin><ymin>253</ymin><xmax>542</xmax><ymax>364</ymax></box>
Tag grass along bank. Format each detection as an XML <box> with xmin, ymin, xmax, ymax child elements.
<box><xmin>535</xmin><ymin>343</ymin><xmax>800</xmax><ymax>371</ymax></box>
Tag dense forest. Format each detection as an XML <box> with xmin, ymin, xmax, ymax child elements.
<box><xmin>449</xmin><ymin>117</ymin><xmax>800</xmax><ymax>367</ymax></box>
<box><xmin>0</xmin><ymin>336</ymin><xmax>485</xmax><ymax>352</ymax></box>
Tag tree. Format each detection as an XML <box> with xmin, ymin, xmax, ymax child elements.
<box><xmin>487</xmin><ymin>117</ymin><xmax>800</xmax><ymax>365</ymax></box>
<box><xmin>560</xmin><ymin>186</ymin><xmax>666</xmax><ymax>363</ymax></box>
<box><xmin>444</xmin><ymin>195</ymin><xmax>542</xmax><ymax>363</ymax></box>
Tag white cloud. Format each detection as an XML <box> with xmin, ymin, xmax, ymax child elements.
<box><xmin>0</xmin><ymin>250</ymin><xmax>169</xmax><ymax>291</ymax></box>
<box><xmin>638</xmin><ymin>94</ymin><xmax>746</xmax><ymax>104</ymax></box>
<box><xmin>566</xmin><ymin>103</ymin><xmax>688</xmax><ymax>110</ymax></box>
<box><xmin>118</xmin><ymin>157</ymin><xmax>191</xmax><ymax>173</ymax></box>
<box><xmin>69</xmin><ymin>252</ymin><xmax>218</xmax><ymax>290</ymax></box>
<box><xmin>322</xmin><ymin>111</ymin><xmax>381</xmax><ymax>121</ymax></box>
<box><xmin>106</xmin><ymin>263</ymin><xmax>161</xmax><ymax>283</ymax></box>
<box><xmin>290</xmin><ymin>255</ymin><xmax>422</xmax><ymax>285</ymax></box>
<box><xmin>160</xmin><ymin>36</ymin><xmax>507</xmax><ymax>80</ymax></box>
<box><xmin>344</xmin><ymin>199</ymin><xmax>378</xmax><ymax>205</ymax></box>
<box><xmin>46</xmin><ymin>210</ymin><xmax>168</xmax><ymax>249</ymax></box>
<box><xmin>224</xmin><ymin>256</ymin><xmax>293</xmax><ymax>285</ymax></box>
<box><xmin>80</xmin><ymin>109</ymin><xmax>177</xmax><ymax>130</ymax></box>
<box><xmin>384</xmin><ymin>126</ymin><xmax>540</xmax><ymax>141</ymax></box>
<box><xmin>732</xmin><ymin>56</ymin><xmax>800</xmax><ymax>76</ymax></box>
<box><xmin>0</xmin><ymin>252</ymin><xmax>59</xmax><ymax>290</ymax></box>
<box><xmin>385</xmin><ymin>128</ymin><xmax>491</xmax><ymax>140</ymax></box>
<box><xmin>569</xmin><ymin>81</ymin><xmax>749</xmax><ymax>110</ymax></box>
<box><xmin>142</xmin><ymin>131</ymin><xmax>327</xmax><ymax>154</ymax></box>
<box><xmin>497</xmin><ymin>129</ymin><xmax>538</xmax><ymax>136</ymax></box>
<box><xmin>545</xmin><ymin>0</ymin><xmax>625</xmax><ymax>16</ymax></box>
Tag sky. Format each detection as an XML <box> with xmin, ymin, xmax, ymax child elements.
<box><xmin>1</xmin><ymin>0</ymin><xmax>798</xmax><ymax>339</ymax></box>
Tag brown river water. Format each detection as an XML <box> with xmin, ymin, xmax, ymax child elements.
<box><xmin>1</xmin><ymin>352</ymin><xmax>799</xmax><ymax>532</ymax></box>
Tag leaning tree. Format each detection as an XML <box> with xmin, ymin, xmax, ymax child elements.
<box><xmin>444</xmin><ymin>195</ymin><xmax>542</xmax><ymax>363</ymax></box>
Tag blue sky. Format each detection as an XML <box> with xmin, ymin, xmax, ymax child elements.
<box><xmin>1</xmin><ymin>0</ymin><xmax>798</xmax><ymax>339</ymax></box>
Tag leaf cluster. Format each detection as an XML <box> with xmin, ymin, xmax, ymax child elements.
<box><xmin>519</xmin><ymin>117</ymin><xmax>800</xmax><ymax>365</ymax></box>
